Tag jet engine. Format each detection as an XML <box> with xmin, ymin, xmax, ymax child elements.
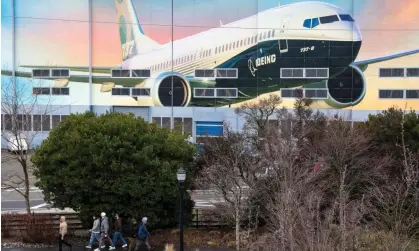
<box><xmin>325</xmin><ymin>65</ymin><xmax>366</xmax><ymax>108</ymax></box>
<box><xmin>141</xmin><ymin>72</ymin><xmax>192</xmax><ymax>107</ymax></box>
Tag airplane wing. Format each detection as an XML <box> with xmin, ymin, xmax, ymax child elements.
<box><xmin>352</xmin><ymin>48</ymin><xmax>419</xmax><ymax>71</ymax></box>
<box><xmin>19</xmin><ymin>65</ymin><xmax>114</xmax><ymax>74</ymax></box>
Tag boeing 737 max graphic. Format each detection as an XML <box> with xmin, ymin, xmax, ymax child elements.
<box><xmin>3</xmin><ymin>0</ymin><xmax>419</xmax><ymax>108</ymax></box>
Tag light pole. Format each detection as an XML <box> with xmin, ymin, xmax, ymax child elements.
<box><xmin>177</xmin><ymin>168</ymin><xmax>186</xmax><ymax>251</ymax></box>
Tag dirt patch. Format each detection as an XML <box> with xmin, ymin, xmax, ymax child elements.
<box><xmin>145</xmin><ymin>228</ymin><xmax>235</xmax><ymax>249</ymax></box>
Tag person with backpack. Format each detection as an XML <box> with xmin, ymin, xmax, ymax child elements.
<box><xmin>86</xmin><ymin>214</ymin><xmax>101</xmax><ymax>249</ymax></box>
<box><xmin>134</xmin><ymin>217</ymin><xmax>153</xmax><ymax>251</ymax></box>
<box><xmin>113</xmin><ymin>213</ymin><xmax>128</xmax><ymax>248</ymax></box>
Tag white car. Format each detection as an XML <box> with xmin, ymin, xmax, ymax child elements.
<box><xmin>5</xmin><ymin>134</ymin><xmax>28</xmax><ymax>153</ymax></box>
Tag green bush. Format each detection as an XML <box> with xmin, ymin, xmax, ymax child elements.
<box><xmin>32</xmin><ymin>111</ymin><xmax>196</xmax><ymax>228</ymax></box>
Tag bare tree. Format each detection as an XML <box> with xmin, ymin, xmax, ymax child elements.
<box><xmin>235</xmin><ymin>94</ymin><xmax>282</xmax><ymax>143</ymax></box>
<box><xmin>246</xmin><ymin>103</ymin><xmax>387</xmax><ymax>251</ymax></box>
<box><xmin>307</xmin><ymin>118</ymin><xmax>388</xmax><ymax>250</ymax></box>
<box><xmin>1</xmin><ymin>76</ymin><xmax>56</xmax><ymax>214</ymax></box>
<box><xmin>197</xmin><ymin>126</ymin><xmax>261</xmax><ymax>251</ymax></box>
<box><xmin>368</xmin><ymin>108</ymin><xmax>419</xmax><ymax>250</ymax></box>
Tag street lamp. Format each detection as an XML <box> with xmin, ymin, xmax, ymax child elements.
<box><xmin>177</xmin><ymin>168</ymin><xmax>186</xmax><ymax>251</ymax></box>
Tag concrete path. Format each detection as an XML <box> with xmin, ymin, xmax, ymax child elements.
<box><xmin>1</xmin><ymin>247</ymin><xmax>233</xmax><ymax>251</ymax></box>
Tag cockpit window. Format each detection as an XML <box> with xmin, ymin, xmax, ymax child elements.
<box><xmin>339</xmin><ymin>14</ymin><xmax>354</xmax><ymax>21</ymax></box>
<box><xmin>303</xmin><ymin>18</ymin><xmax>320</xmax><ymax>29</ymax></box>
<box><xmin>319</xmin><ymin>15</ymin><xmax>339</xmax><ymax>24</ymax></box>
<box><xmin>311</xmin><ymin>18</ymin><xmax>319</xmax><ymax>28</ymax></box>
<box><xmin>303</xmin><ymin>19</ymin><xmax>311</xmax><ymax>28</ymax></box>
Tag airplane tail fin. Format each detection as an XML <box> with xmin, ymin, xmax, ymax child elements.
<box><xmin>114</xmin><ymin>0</ymin><xmax>160</xmax><ymax>60</ymax></box>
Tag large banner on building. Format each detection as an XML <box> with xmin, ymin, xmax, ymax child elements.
<box><xmin>1</xmin><ymin>0</ymin><xmax>418</xmax><ymax>110</ymax></box>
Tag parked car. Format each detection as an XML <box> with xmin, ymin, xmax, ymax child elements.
<box><xmin>4</xmin><ymin>133</ymin><xmax>28</xmax><ymax>154</ymax></box>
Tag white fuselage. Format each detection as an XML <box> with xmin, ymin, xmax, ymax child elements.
<box><xmin>120</xmin><ymin>1</ymin><xmax>362</xmax><ymax>77</ymax></box>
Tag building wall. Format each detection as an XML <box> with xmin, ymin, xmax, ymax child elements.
<box><xmin>1</xmin><ymin>0</ymin><xmax>418</xmax><ymax>146</ymax></box>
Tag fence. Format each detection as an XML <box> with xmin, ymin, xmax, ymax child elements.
<box><xmin>1</xmin><ymin>212</ymin><xmax>83</xmax><ymax>237</ymax></box>
<box><xmin>191</xmin><ymin>209</ymin><xmax>227</xmax><ymax>228</ymax></box>
<box><xmin>1</xmin><ymin>209</ymin><xmax>224</xmax><ymax>235</ymax></box>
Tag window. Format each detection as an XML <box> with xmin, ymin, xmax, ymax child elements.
<box><xmin>215</xmin><ymin>47</ymin><xmax>218</xmax><ymax>54</ymax></box>
<box><xmin>305</xmin><ymin>68</ymin><xmax>329</xmax><ymax>78</ymax></box>
<box><xmin>272</xmin><ymin>29</ymin><xmax>275</xmax><ymax>37</ymax></box>
<box><xmin>132</xmin><ymin>69</ymin><xmax>151</xmax><ymax>78</ymax></box>
<box><xmin>51</xmin><ymin>69</ymin><xmax>70</xmax><ymax>77</ymax></box>
<box><xmin>304</xmin><ymin>88</ymin><xmax>328</xmax><ymax>99</ymax></box>
<box><xmin>162</xmin><ymin>117</ymin><xmax>171</xmax><ymax>128</ymax></box>
<box><xmin>379</xmin><ymin>68</ymin><xmax>405</xmax><ymax>77</ymax></box>
<box><xmin>281</xmin><ymin>68</ymin><xmax>304</xmax><ymax>78</ymax></box>
<box><xmin>247</xmin><ymin>37</ymin><xmax>250</xmax><ymax>45</ymax></box>
<box><xmin>406</xmin><ymin>90</ymin><xmax>419</xmax><ymax>99</ymax></box>
<box><xmin>33</xmin><ymin>87</ymin><xmax>51</xmax><ymax>95</ymax></box>
<box><xmin>174</xmin><ymin>117</ymin><xmax>183</xmax><ymax>133</ymax></box>
<box><xmin>281</xmin><ymin>88</ymin><xmax>304</xmax><ymax>98</ymax></box>
<box><xmin>339</xmin><ymin>14</ymin><xmax>354</xmax><ymax>21</ymax></box>
<box><xmin>111</xmin><ymin>69</ymin><xmax>130</xmax><ymax>77</ymax></box>
<box><xmin>240</xmin><ymin>40</ymin><xmax>243</xmax><ymax>47</ymax></box>
<box><xmin>131</xmin><ymin>88</ymin><xmax>150</xmax><ymax>96</ymax></box>
<box><xmin>215</xmin><ymin>68</ymin><xmax>238</xmax><ymax>79</ymax></box>
<box><xmin>378</xmin><ymin>89</ymin><xmax>404</xmax><ymax>99</ymax></box>
<box><xmin>319</xmin><ymin>15</ymin><xmax>339</xmax><ymax>24</ymax></box>
<box><xmin>33</xmin><ymin>115</ymin><xmax>42</xmax><ymax>131</ymax></box>
<box><xmin>194</xmin><ymin>88</ymin><xmax>215</xmax><ymax>98</ymax></box>
<box><xmin>173</xmin><ymin>117</ymin><xmax>193</xmax><ymax>135</ymax></box>
<box><xmin>184</xmin><ymin>118</ymin><xmax>192</xmax><ymax>136</ymax></box>
<box><xmin>303</xmin><ymin>19</ymin><xmax>311</xmax><ymax>28</ymax></box>
<box><xmin>216</xmin><ymin>88</ymin><xmax>238</xmax><ymax>98</ymax></box>
<box><xmin>52</xmin><ymin>115</ymin><xmax>61</xmax><ymax>129</ymax></box>
<box><xmin>267</xmin><ymin>31</ymin><xmax>271</xmax><ymax>38</ymax></box>
<box><xmin>51</xmin><ymin>87</ymin><xmax>70</xmax><ymax>95</ymax></box>
<box><xmin>152</xmin><ymin>117</ymin><xmax>162</xmax><ymax>126</ymax></box>
<box><xmin>23</xmin><ymin>114</ymin><xmax>32</xmax><ymax>131</ymax></box>
<box><xmin>196</xmin><ymin>121</ymin><xmax>224</xmax><ymax>137</ymax></box>
<box><xmin>32</xmin><ymin>69</ymin><xmax>50</xmax><ymax>78</ymax></box>
<box><xmin>111</xmin><ymin>88</ymin><xmax>130</xmax><ymax>96</ymax></box>
<box><xmin>41</xmin><ymin>115</ymin><xmax>50</xmax><ymax>131</ymax></box>
<box><xmin>4</xmin><ymin>114</ymin><xmax>12</xmax><ymax>130</ymax></box>
<box><xmin>259</xmin><ymin>33</ymin><xmax>262</xmax><ymax>40</ymax></box>
<box><xmin>195</xmin><ymin>69</ymin><xmax>214</xmax><ymax>78</ymax></box>
<box><xmin>311</xmin><ymin>18</ymin><xmax>320</xmax><ymax>28</ymax></box>
<box><xmin>407</xmin><ymin>68</ymin><xmax>419</xmax><ymax>77</ymax></box>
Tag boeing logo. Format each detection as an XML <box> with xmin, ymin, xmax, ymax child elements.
<box><xmin>248</xmin><ymin>54</ymin><xmax>277</xmax><ymax>77</ymax></box>
<box><xmin>256</xmin><ymin>54</ymin><xmax>276</xmax><ymax>67</ymax></box>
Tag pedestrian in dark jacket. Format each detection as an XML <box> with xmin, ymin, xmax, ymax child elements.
<box><xmin>113</xmin><ymin>213</ymin><xmax>128</xmax><ymax>248</ymax></box>
<box><xmin>126</xmin><ymin>218</ymin><xmax>139</xmax><ymax>251</ymax></box>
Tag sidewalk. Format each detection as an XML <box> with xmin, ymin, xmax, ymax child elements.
<box><xmin>1</xmin><ymin>247</ymin><xmax>233</xmax><ymax>251</ymax></box>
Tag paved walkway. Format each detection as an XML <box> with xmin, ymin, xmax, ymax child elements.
<box><xmin>2</xmin><ymin>247</ymin><xmax>233</xmax><ymax>251</ymax></box>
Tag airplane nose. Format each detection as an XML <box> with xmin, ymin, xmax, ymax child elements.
<box><xmin>352</xmin><ymin>24</ymin><xmax>362</xmax><ymax>42</ymax></box>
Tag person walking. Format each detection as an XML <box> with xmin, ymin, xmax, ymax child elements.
<box><xmin>59</xmin><ymin>216</ymin><xmax>72</xmax><ymax>251</ymax></box>
<box><xmin>86</xmin><ymin>214</ymin><xmax>101</xmax><ymax>249</ymax></box>
<box><xmin>94</xmin><ymin>212</ymin><xmax>115</xmax><ymax>251</ymax></box>
<box><xmin>126</xmin><ymin>218</ymin><xmax>139</xmax><ymax>251</ymax></box>
<box><xmin>134</xmin><ymin>217</ymin><xmax>153</xmax><ymax>251</ymax></box>
<box><xmin>112</xmin><ymin>213</ymin><xmax>128</xmax><ymax>248</ymax></box>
